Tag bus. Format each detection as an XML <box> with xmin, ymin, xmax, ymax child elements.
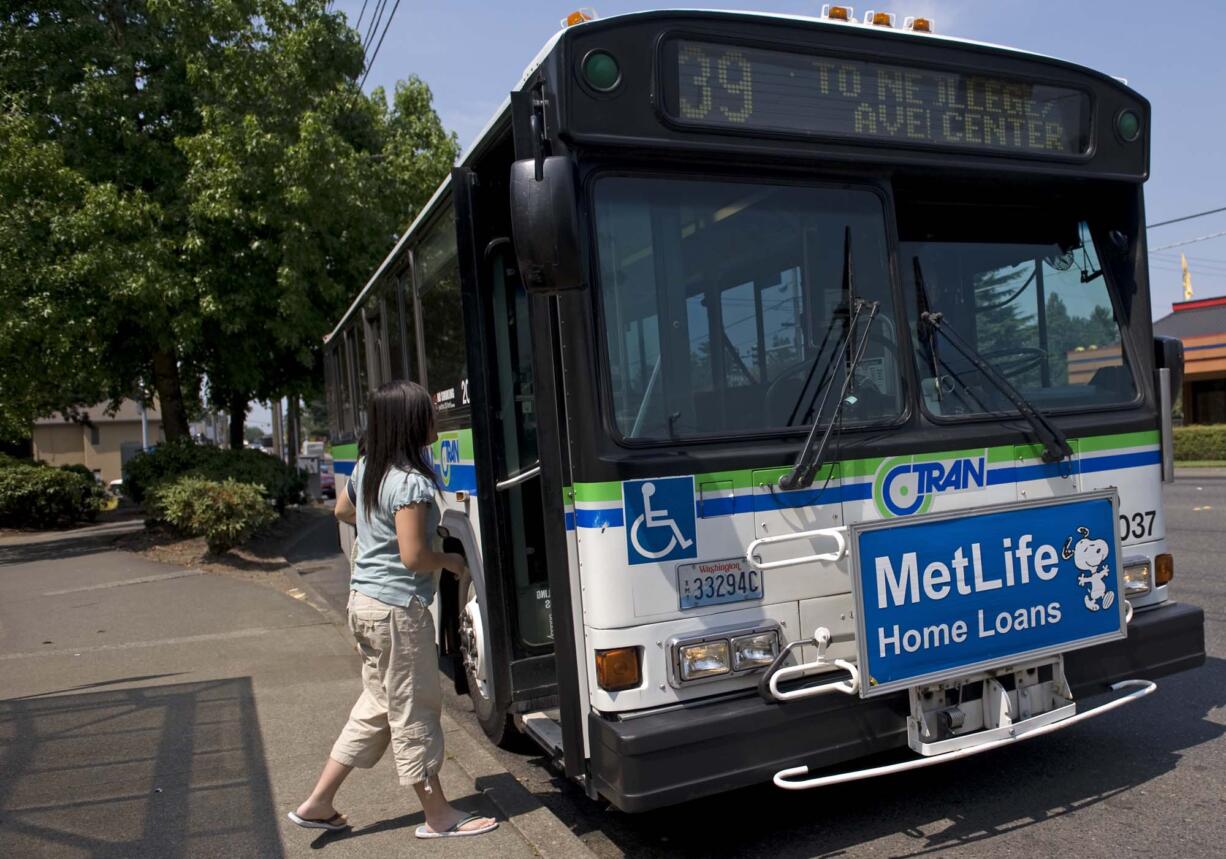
<box><xmin>322</xmin><ymin>7</ymin><xmax>1205</xmax><ymax>812</ymax></box>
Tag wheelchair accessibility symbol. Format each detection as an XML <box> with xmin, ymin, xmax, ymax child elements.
<box><xmin>623</xmin><ymin>476</ymin><xmax>697</xmax><ymax>565</ymax></box>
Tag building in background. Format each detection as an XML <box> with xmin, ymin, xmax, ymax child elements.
<box><xmin>1154</xmin><ymin>296</ymin><xmax>1226</xmax><ymax>424</ymax></box>
<box><xmin>32</xmin><ymin>399</ymin><xmax>162</xmax><ymax>484</ymax></box>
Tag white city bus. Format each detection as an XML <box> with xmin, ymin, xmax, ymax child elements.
<box><xmin>323</xmin><ymin>8</ymin><xmax>1205</xmax><ymax>811</ymax></box>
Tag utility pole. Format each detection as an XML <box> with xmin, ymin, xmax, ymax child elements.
<box><xmin>139</xmin><ymin>398</ymin><xmax>150</xmax><ymax>450</ymax></box>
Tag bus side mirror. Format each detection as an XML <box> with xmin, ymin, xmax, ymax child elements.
<box><xmin>1154</xmin><ymin>335</ymin><xmax>1184</xmax><ymax>395</ymax></box>
<box><xmin>510</xmin><ymin>156</ymin><xmax>584</xmax><ymax>293</ymax></box>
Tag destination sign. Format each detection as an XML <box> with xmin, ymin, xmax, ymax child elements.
<box><xmin>666</xmin><ymin>40</ymin><xmax>1091</xmax><ymax>157</ymax></box>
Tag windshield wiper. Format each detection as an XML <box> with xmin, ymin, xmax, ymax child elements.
<box><xmin>912</xmin><ymin>256</ymin><xmax>1072</xmax><ymax>464</ymax></box>
<box><xmin>779</xmin><ymin>298</ymin><xmax>878</xmax><ymax>490</ymax></box>
<box><xmin>780</xmin><ymin>227</ymin><xmax>879</xmax><ymax>491</ymax></box>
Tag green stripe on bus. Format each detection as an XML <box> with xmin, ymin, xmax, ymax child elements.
<box><xmin>1079</xmin><ymin>430</ymin><xmax>1159</xmax><ymax>452</ymax></box>
<box><xmin>331</xmin><ymin>442</ymin><xmax>358</xmax><ymax>460</ymax></box>
<box><xmin>574</xmin><ymin>481</ymin><xmax>622</xmax><ymax>502</ymax></box>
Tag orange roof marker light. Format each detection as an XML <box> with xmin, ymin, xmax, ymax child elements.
<box><xmin>820</xmin><ymin>5</ymin><xmax>854</xmax><ymax>22</ymax></box>
<box><xmin>905</xmin><ymin>16</ymin><xmax>935</xmax><ymax>33</ymax></box>
<box><xmin>866</xmin><ymin>10</ymin><xmax>895</xmax><ymax>27</ymax></box>
<box><xmin>562</xmin><ymin>8</ymin><xmax>597</xmax><ymax>28</ymax></box>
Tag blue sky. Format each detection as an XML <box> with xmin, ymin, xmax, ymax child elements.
<box><xmin>254</xmin><ymin>1</ymin><xmax>1224</xmax><ymax>431</ymax></box>
<box><xmin>334</xmin><ymin>0</ymin><xmax>1226</xmax><ymax>317</ymax></box>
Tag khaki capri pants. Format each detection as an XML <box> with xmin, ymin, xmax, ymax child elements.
<box><xmin>330</xmin><ymin>591</ymin><xmax>444</xmax><ymax>786</ymax></box>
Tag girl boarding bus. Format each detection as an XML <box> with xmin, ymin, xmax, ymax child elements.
<box><xmin>323</xmin><ymin>7</ymin><xmax>1205</xmax><ymax>811</ymax></box>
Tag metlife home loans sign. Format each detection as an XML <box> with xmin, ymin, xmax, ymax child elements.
<box><xmin>850</xmin><ymin>491</ymin><xmax>1126</xmax><ymax>696</ymax></box>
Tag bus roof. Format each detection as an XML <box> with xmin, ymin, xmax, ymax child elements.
<box><xmin>326</xmin><ymin>8</ymin><xmax>1126</xmax><ymax>345</ymax></box>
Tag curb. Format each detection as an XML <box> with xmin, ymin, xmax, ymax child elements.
<box><xmin>442</xmin><ymin>711</ymin><xmax>598</xmax><ymax>859</ymax></box>
<box><xmin>282</xmin><ymin>560</ymin><xmax>347</xmax><ymax>627</ymax></box>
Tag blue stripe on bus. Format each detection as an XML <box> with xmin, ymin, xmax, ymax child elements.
<box><xmin>564</xmin><ymin>511</ymin><xmax>575</xmax><ymax>531</ymax></box>
<box><xmin>574</xmin><ymin>507</ymin><xmax>626</xmax><ymax>529</ymax></box>
<box><xmin>334</xmin><ymin>459</ymin><xmax>356</xmax><ymax>476</ymax></box>
<box><xmin>435</xmin><ymin>463</ymin><xmax>478</xmax><ymax>493</ymax></box>
<box><xmin>987</xmin><ymin>449</ymin><xmax>1161</xmax><ymax>486</ymax></box>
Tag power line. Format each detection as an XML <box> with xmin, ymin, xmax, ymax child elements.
<box><xmin>362</xmin><ymin>0</ymin><xmax>389</xmax><ymax>54</ymax></box>
<box><xmin>359</xmin><ymin>0</ymin><xmax>402</xmax><ymax>90</ymax></box>
<box><xmin>354</xmin><ymin>0</ymin><xmax>369</xmax><ymax>30</ymax></box>
<box><xmin>1148</xmin><ymin>205</ymin><xmax>1226</xmax><ymax>230</ymax></box>
<box><xmin>1150</xmin><ymin>230</ymin><xmax>1226</xmax><ymax>253</ymax></box>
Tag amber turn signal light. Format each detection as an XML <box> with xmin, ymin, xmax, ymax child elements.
<box><xmin>595</xmin><ymin>647</ymin><xmax>641</xmax><ymax>692</ymax></box>
<box><xmin>1155</xmin><ymin>553</ymin><xmax>1174</xmax><ymax>586</ymax></box>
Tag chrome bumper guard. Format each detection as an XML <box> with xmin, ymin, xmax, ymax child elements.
<box><xmin>772</xmin><ymin>677</ymin><xmax>1156</xmax><ymax>790</ymax></box>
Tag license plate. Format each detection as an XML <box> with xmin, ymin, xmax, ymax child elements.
<box><xmin>678</xmin><ymin>558</ymin><xmax>763</xmax><ymax>610</ymax></box>
<box><xmin>850</xmin><ymin>491</ymin><xmax>1126</xmax><ymax>697</ymax></box>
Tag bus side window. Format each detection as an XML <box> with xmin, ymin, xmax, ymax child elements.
<box><xmin>385</xmin><ymin>276</ymin><xmax>411</xmax><ymax>381</ymax></box>
<box><xmin>414</xmin><ymin>203</ymin><xmax>467</xmax><ymax>418</ymax></box>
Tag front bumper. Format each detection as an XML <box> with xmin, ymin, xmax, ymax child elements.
<box><xmin>588</xmin><ymin>601</ymin><xmax>1204</xmax><ymax>813</ymax></box>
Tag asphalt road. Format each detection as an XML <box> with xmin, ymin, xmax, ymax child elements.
<box><xmin>438</xmin><ymin>476</ymin><xmax>1226</xmax><ymax>858</ymax></box>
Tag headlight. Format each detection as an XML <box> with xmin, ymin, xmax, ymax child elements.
<box><xmin>1123</xmin><ymin>560</ymin><xmax>1151</xmax><ymax>597</ymax></box>
<box><xmin>678</xmin><ymin>641</ymin><xmax>731</xmax><ymax>681</ymax></box>
<box><xmin>731</xmin><ymin>631</ymin><xmax>779</xmax><ymax>671</ymax></box>
<box><xmin>670</xmin><ymin>624</ymin><xmax>782</xmax><ymax>686</ymax></box>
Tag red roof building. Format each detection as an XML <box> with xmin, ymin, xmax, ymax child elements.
<box><xmin>1153</xmin><ymin>295</ymin><xmax>1226</xmax><ymax>423</ymax></box>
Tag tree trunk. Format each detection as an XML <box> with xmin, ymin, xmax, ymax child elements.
<box><xmin>270</xmin><ymin>399</ymin><xmax>284</xmax><ymax>461</ymax></box>
<box><xmin>229</xmin><ymin>393</ymin><xmax>247</xmax><ymax>450</ymax></box>
<box><xmin>151</xmin><ymin>348</ymin><xmax>190</xmax><ymax>440</ymax></box>
<box><xmin>287</xmin><ymin>396</ymin><xmax>301</xmax><ymax>461</ymax></box>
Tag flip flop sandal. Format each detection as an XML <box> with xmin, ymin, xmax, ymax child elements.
<box><xmin>415</xmin><ymin>813</ymin><xmax>499</xmax><ymax>839</ymax></box>
<box><xmin>287</xmin><ymin>811</ymin><xmax>350</xmax><ymax>832</ymax></box>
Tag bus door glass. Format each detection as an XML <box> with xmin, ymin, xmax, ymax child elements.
<box><xmin>489</xmin><ymin>246</ymin><xmax>551</xmax><ymax>648</ymax></box>
<box><xmin>594</xmin><ymin>176</ymin><xmax>903</xmax><ymax>601</ymax></box>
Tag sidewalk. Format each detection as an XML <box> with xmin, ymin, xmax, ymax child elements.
<box><xmin>0</xmin><ymin>523</ymin><xmax>542</xmax><ymax>857</ymax></box>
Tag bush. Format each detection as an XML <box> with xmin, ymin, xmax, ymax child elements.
<box><xmin>149</xmin><ymin>477</ymin><xmax>277</xmax><ymax>553</ymax></box>
<box><xmin>58</xmin><ymin>463</ymin><xmax>97</xmax><ymax>482</ymax></box>
<box><xmin>124</xmin><ymin>438</ymin><xmax>305</xmax><ymax>511</ymax></box>
<box><xmin>0</xmin><ymin>463</ymin><xmax>105</xmax><ymax>528</ymax></box>
<box><xmin>1173</xmin><ymin>424</ymin><xmax>1226</xmax><ymax>461</ymax></box>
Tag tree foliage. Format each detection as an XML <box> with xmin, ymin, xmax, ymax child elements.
<box><xmin>0</xmin><ymin>1</ymin><xmax>458</xmax><ymax>442</ymax></box>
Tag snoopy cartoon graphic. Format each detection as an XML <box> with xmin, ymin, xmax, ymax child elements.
<box><xmin>1062</xmin><ymin>526</ymin><xmax>1115</xmax><ymax>612</ymax></box>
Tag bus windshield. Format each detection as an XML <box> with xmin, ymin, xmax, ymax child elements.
<box><xmin>899</xmin><ymin>203</ymin><xmax>1137</xmax><ymax>417</ymax></box>
<box><xmin>594</xmin><ymin>176</ymin><xmax>903</xmax><ymax>441</ymax></box>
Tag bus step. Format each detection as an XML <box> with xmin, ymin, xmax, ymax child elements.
<box><xmin>521</xmin><ymin>711</ymin><xmax>564</xmax><ymax>758</ymax></box>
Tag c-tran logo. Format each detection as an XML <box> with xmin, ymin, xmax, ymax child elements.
<box><xmin>438</xmin><ymin>436</ymin><xmax>461</xmax><ymax>487</ymax></box>
<box><xmin>873</xmin><ymin>453</ymin><xmax>988</xmax><ymax>518</ymax></box>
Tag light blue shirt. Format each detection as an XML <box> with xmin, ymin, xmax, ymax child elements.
<box><xmin>349</xmin><ymin>457</ymin><xmax>440</xmax><ymax>608</ymax></box>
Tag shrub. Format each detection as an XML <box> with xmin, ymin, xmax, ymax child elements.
<box><xmin>58</xmin><ymin>463</ymin><xmax>97</xmax><ymax>482</ymax></box>
<box><xmin>124</xmin><ymin>438</ymin><xmax>305</xmax><ymax>510</ymax></box>
<box><xmin>149</xmin><ymin>477</ymin><xmax>277</xmax><ymax>553</ymax></box>
<box><xmin>0</xmin><ymin>463</ymin><xmax>105</xmax><ymax>528</ymax></box>
<box><xmin>1173</xmin><ymin>424</ymin><xmax>1226</xmax><ymax>461</ymax></box>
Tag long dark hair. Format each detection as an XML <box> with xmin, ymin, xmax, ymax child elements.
<box><xmin>361</xmin><ymin>381</ymin><xmax>440</xmax><ymax>521</ymax></box>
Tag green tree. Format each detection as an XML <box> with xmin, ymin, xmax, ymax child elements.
<box><xmin>0</xmin><ymin>1</ymin><xmax>457</xmax><ymax>443</ymax></box>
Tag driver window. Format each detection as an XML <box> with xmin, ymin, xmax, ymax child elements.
<box><xmin>901</xmin><ymin>217</ymin><xmax>1137</xmax><ymax>416</ymax></box>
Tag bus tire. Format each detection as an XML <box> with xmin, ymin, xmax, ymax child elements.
<box><xmin>458</xmin><ymin>575</ymin><xmax>515</xmax><ymax>747</ymax></box>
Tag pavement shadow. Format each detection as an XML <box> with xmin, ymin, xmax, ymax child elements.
<box><xmin>0</xmin><ymin>676</ymin><xmax>283</xmax><ymax>858</ymax></box>
<box><xmin>574</xmin><ymin>656</ymin><xmax>1226</xmax><ymax>858</ymax></box>
<box><xmin>0</xmin><ymin>531</ymin><xmax>129</xmax><ymax>567</ymax></box>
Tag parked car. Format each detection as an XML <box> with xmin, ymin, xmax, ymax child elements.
<box><xmin>320</xmin><ymin>457</ymin><xmax>335</xmax><ymax>499</ymax></box>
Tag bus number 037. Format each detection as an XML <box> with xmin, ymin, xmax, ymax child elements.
<box><xmin>1119</xmin><ymin>510</ymin><xmax>1156</xmax><ymax>540</ymax></box>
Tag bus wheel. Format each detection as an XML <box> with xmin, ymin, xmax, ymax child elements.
<box><xmin>458</xmin><ymin>576</ymin><xmax>514</xmax><ymax>746</ymax></box>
